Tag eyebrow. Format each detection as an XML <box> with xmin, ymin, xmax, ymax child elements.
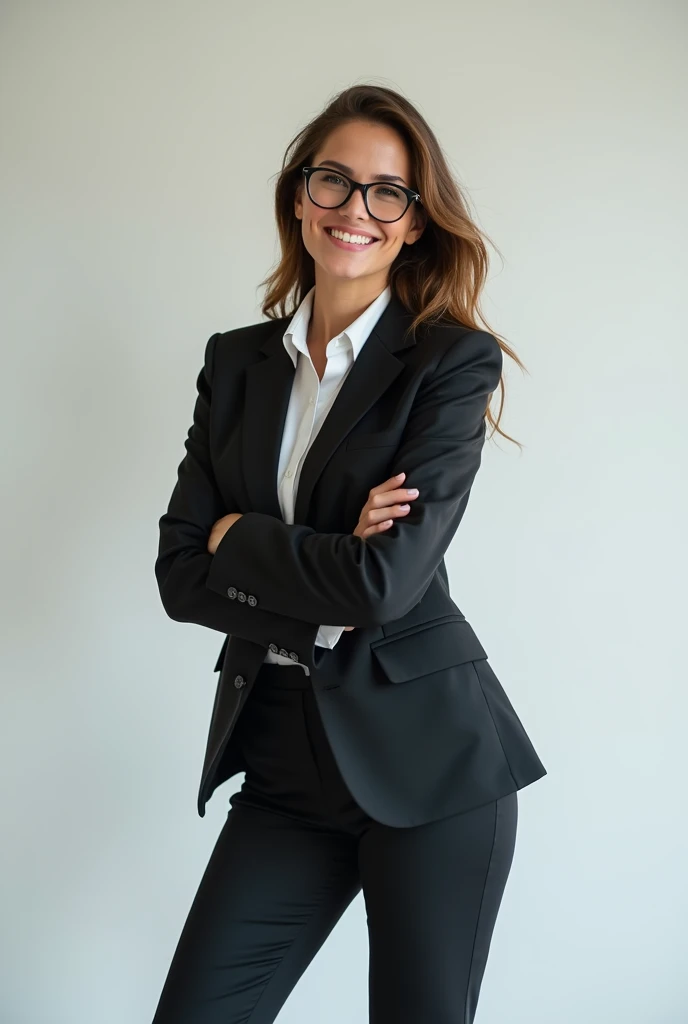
<box><xmin>316</xmin><ymin>159</ymin><xmax>408</xmax><ymax>185</ymax></box>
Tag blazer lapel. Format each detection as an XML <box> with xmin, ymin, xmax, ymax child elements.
<box><xmin>241</xmin><ymin>292</ymin><xmax>417</xmax><ymax>526</ymax></box>
<box><xmin>242</xmin><ymin>336</ymin><xmax>294</xmax><ymax>521</ymax></box>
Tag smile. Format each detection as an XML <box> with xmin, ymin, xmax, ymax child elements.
<box><xmin>325</xmin><ymin>227</ymin><xmax>380</xmax><ymax>250</ymax></box>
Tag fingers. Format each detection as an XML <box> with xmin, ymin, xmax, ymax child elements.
<box><xmin>360</xmin><ymin>516</ymin><xmax>400</xmax><ymax>539</ymax></box>
<box><xmin>354</xmin><ymin>472</ymin><xmax>421</xmax><ymax>543</ymax></box>
<box><xmin>368</xmin><ymin>474</ymin><xmax>418</xmax><ymax>506</ymax></box>
<box><xmin>370</xmin><ymin>488</ymin><xmax>418</xmax><ymax>506</ymax></box>
<box><xmin>365</xmin><ymin>502</ymin><xmax>412</xmax><ymax>526</ymax></box>
<box><xmin>366</xmin><ymin>483</ymin><xmax>419</xmax><ymax>522</ymax></box>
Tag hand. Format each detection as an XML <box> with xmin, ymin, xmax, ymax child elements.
<box><xmin>207</xmin><ymin>513</ymin><xmax>243</xmax><ymax>555</ymax></box>
<box><xmin>343</xmin><ymin>472</ymin><xmax>419</xmax><ymax>631</ymax></box>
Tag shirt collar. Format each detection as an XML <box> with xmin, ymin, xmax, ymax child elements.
<box><xmin>282</xmin><ymin>284</ymin><xmax>392</xmax><ymax>368</ymax></box>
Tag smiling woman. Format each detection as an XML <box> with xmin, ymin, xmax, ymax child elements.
<box><xmin>152</xmin><ymin>82</ymin><xmax>545</xmax><ymax>1024</ymax></box>
<box><xmin>291</xmin><ymin>118</ymin><xmax>428</xmax><ymax>337</ymax></box>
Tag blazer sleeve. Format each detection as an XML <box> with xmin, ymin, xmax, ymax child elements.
<box><xmin>154</xmin><ymin>332</ymin><xmax>322</xmax><ymax>669</ymax></box>
<box><xmin>206</xmin><ymin>328</ymin><xmax>503</xmax><ymax>626</ymax></box>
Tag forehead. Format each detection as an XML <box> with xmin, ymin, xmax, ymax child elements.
<box><xmin>313</xmin><ymin>121</ymin><xmax>412</xmax><ymax>182</ymax></box>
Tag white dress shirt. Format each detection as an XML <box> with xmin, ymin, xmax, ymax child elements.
<box><xmin>261</xmin><ymin>283</ymin><xmax>392</xmax><ymax>675</ymax></box>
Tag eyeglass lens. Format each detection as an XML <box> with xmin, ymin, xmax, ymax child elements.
<box><xmin>308</xmin><ymin>169</ymin><xmax>408</xmax><ymax>221</ymax></box>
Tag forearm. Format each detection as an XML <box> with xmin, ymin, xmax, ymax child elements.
<box><xmin>206</xmin><ymin>512</ymin><xmax>410</xmax><ymax>626</ymax></box>
<box><xmin>156</xmin><ymin>523</ymin><xmax>322</xmax><ymax>672</ymax></box>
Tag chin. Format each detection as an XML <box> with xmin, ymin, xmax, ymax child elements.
<box><xmin>314</xmin><ymin>257</ymin><xmax>365</xmax><ymax>282</ymax></box>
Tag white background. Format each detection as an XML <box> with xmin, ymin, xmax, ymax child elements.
<box><xmin>1</xmin><ymin>1</ymin><xmax>686</xmax><ymax>1021</ymax></box>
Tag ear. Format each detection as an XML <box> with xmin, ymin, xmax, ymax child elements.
<box><xmin>404</xmin><ymin>204</ymin><xmax>427</xmax><ymax>245</ymax></box>
<box><xmin>294</xmin><ymin>182</ymin><xmax>303</xmax><ymax>221</ymax></box>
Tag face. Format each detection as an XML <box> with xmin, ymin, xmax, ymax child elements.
<box><xmin>294</xmin><ymin>120</ymin><xmax>426</xmax><ymax>289</ymax></box>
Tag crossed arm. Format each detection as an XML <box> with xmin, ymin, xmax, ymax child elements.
<box><xmin>155</xmin><ymin>327</ymin><xmax>502</xmax><ymax>668</ymax></box>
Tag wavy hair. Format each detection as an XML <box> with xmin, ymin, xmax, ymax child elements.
<box><xmin>258</xmin><ymin>83</ymin><xmax>525</xmax><ymax>447</ymax></box>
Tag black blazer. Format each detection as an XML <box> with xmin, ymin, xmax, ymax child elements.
<box><xmin>155</xmin><ymin>293</ymin><xmax>546</xmax><ymax>827</ymax></box>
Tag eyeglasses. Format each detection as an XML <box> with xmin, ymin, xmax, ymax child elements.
<box><xmin>302</xmin><ymin>165</ymin><xmax>421</xmax><ymax>223</ymax></box>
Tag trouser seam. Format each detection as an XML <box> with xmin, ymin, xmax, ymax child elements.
<box><xmin>462</xmin><ymin>799</ymin><xmax>499</xmax><ymax>1024</ymax></box>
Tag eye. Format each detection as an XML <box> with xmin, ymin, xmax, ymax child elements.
<box><xmin>373</xmin><ymin>185</ymin><xmax>403</xmax><ymax>199</ymax></box>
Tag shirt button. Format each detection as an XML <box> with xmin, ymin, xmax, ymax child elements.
<box><xmin>234</xmin><ymin>675</ymin><xmax>246</xmax><ymax>689</ymax></box>
<box><xmin>227</xmin><ymin>587</ymin><xmax>237</xmax><ymax>599</ymax></box>
<box><xmin>247</xmin><ymin>594</ymin><xmax>257</xmax><ymax>607</ymax></box>
<box><xmin>285</xmin><ymin>469</ymin><xmax>293</xmax><ymax>478</ymax></box>
<box><xmin>237</xmin><ymin>591</ymin><xmax>247</xmax><ymax>602</ymax></box>
<box><xmin>278</xmin><ymin>648</ymin><xmax>289</xmax><ymax>658</ymax></box>
<box><xmin>268</xmin><ymin>643</ymin><xmax>278</xmax><ymax>654</ymax></box>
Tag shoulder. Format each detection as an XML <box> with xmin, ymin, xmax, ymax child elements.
<box><xmin>443</xmin><ymin>326</ymin><xmax>502</xmax><ymax>370</ymax></box>
<box><xmin>203</xmin><ymin>315</ymin><xmax>290</xmax><ymax>375</ymax></box>
<box><xmin>418</xmin><ymin>320</ymin><xmax>503</xmax><ymax>382</ymax></box>
<box><xmin>216</xmin><ymin>314</ymin><xmax>288</xmax><ymax>354</ymax></box>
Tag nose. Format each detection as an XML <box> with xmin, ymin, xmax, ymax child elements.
<box><xmin>340</xmin><ymin>187</ymin><xmax>369</xmax><ymax>220</ymax></box>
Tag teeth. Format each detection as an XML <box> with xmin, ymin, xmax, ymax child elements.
<box><xmin>328</xmin><ymin>228</ymin><xmax>374</xmax><ymax>245</ymax></box>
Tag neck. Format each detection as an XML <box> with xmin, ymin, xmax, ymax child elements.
<box><xmin>307</xmin><ymin>272</ymin><xmax>389</xmax><ymax>350</ymax></box>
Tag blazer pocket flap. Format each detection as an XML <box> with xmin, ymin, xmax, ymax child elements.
<box><xmin>370</xmin><ymin>618</ymin><xmax>488</xmax><ymax>684</ymax></box>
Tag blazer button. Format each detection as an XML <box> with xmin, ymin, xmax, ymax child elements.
<box><xmin>227</xmin><ymin>587</ymin><xmax>237</xmax><ymax>599</ymax></box>
<box><xmin>268</xmin><ymin>643</ymin><xmax>278</xmax><ymax>654</ymax></box>
<box><xmin>247</xmin><ymin>594</ymin><xmax>257</xmax><ymax>607</ymax></box>
<box><xmin>289</xmin><ymin>651</ymin><xmax>299</xmax><ymax>662</ymax></box>
<box><xmin>234</xmin><ymin>674</ymin><xmax>246</xmax><ymax>689</ymax></box>
<box><xmin>278</xmin><ymin>648</ymin><xmax>289</xmax><ymax>658</ymax></box>
<box><xmin>237</xmin><ymin>591</ymin><xmax>247</xmax><ymax>602</ymax></box>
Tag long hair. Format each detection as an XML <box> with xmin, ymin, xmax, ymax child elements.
<box><xmin>258</xmin><ymin>84</ymin><xmax>525</xmax><ymax>447</ymax></box>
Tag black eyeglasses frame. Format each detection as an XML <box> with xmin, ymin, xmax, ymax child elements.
<box><xmin>301</xmin><ymin>165</ymin><xmax>422</xmax><ymax>223</ymax></box>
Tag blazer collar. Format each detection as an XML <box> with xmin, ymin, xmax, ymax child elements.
<box><xmin>241</xmin><ymin>291</ymin><xmax>417</xmax><ymax>525</ymax></box>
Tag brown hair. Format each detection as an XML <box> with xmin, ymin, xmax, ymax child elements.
<box><xmin>259</xmin><ymin>83</ymin><xmax>525</xmax><ymax>447</ymax></box>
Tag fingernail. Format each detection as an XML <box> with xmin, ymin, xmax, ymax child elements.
<box><xmin>400</xmin><ymin>504</ymin><xmax>410</xmax><ymax>510</ymax></box>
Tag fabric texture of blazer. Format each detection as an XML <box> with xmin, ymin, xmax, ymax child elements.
<box><xmin>155</xmin><ymin>292</ymin><xmax>547</xmax><ymax>827</ymax></box>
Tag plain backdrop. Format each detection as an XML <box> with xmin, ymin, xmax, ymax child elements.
<box><xmin>1</xmin><ymin>1</ymin><xmax>686</xmax><ymax>1022</ymax></box>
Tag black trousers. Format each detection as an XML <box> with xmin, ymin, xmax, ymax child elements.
<box><xmin>151</xmin><ymin>661</ymin><xmax>518</xmax><ymax>1024</ymax></box>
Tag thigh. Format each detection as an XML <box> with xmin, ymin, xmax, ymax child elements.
<box><xmin>151</xmin><ymin>803</ymin><xmax>361</xmax><ymax>1024</ymax></box>
<box><xmin>359</xmin><ymin>793</ymin><xmax>518</xmax><ymax>1024</ymax></box>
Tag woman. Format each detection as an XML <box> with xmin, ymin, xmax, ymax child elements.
<box><xmin>153</xmin><ymin>84</ymin><xmax>547</xmax><ymax>1023</ymax></box>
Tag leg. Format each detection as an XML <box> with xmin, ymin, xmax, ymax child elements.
<box><xmin>151</xmin><ymin>803</ymin><xmax>361</xmax><ymax>1024</ymax></box>
<box><xmin>360</xmin><ymin>793</ymin><xmax>518</xmax><ymax>1024</ymax></box>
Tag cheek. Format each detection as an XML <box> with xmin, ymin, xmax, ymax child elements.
<box><xmin>374</xmin><ymin>231</ymin><xmax>404</xmax><ymax>260</ymax></box>
<box><xmin>299</xmin><ymin>214</ymin><xmax>323</xmax><ymax>259</ymax></box>
<box><xmin>386</xmin><ymin>227</ymin><xmax>406</xmax><ymax>250</ymax></box>
<box><xmin>307</xmin><ymin>207</ymin><xmax>328</xmax><ymax>233</ymax></box>
<box><xmin>305</xmin><ymin>216</ymin><xmax>331</xmax><ymax>253</ymax></box>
